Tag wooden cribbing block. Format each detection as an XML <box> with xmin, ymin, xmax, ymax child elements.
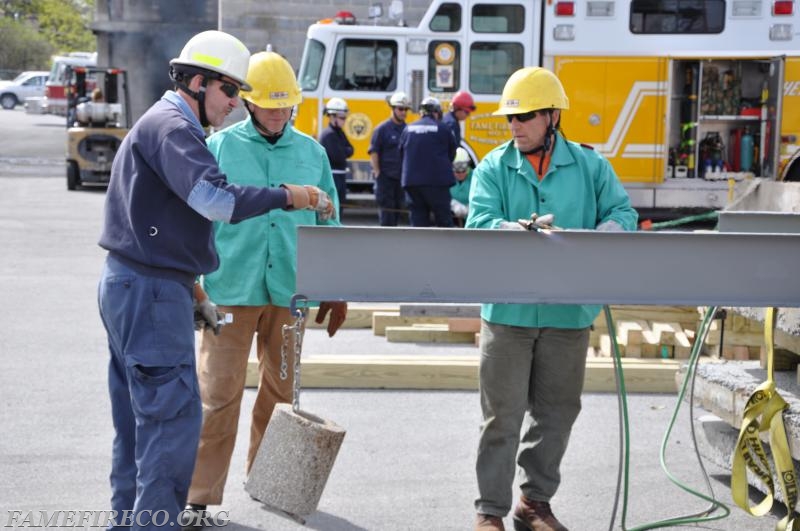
<box><xmin>306</xmin><ymin>306</ymin><xmax>382</xmax><ymax>329</ymax></box>
<box><xmin>399</xmin><ymin>304</ymin><xmax>481</xmax><ymax>318</ymax></box>
<box><xmin>371</xmin><ymin>312</ymin><xmax>448</xmax><ymax>336</ymax></box>
<box><xmin>245</xmin><ymin>357</ymin><xmax>681</xmax><ymax>393</ymax></box>
<box><xmin>448</xmin><ymin>318</ymin><xmax>481</xmax><ymax>333</ymax></box>
<box><xmin>385</xmin><ymin>324</ymin><xmax>475</xmax><ymax>343</ymax></box>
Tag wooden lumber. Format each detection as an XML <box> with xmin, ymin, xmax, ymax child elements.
<box><xmin>244</xmin><ymin>356</ymin><xmax>680</xmax><ymax>392</ymax></box>
<box><xmin>305</xmin><ymin>305</ymin><xmax>390</xmax><ymax>329</ymax></box>
<box><xmin>371</xmin><ymin>312</ymin><xmax>449</xmax><ymax>336</ymax></box>
<box><xmin>399</xmin><ymin>304</ymin><xmax>481</xmax><ymax>318</ymax></box>
<box><xmin>385</xmin><ymin>324</ymin><xmax>475</xmax><ymax>343</ymax></box>
<box><xmin>448</xmin><ymin>318</ymin><xmax>481</xmax><ymax>333</ymax></box>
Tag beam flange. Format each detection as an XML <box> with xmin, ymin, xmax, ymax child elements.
<box><xmin>296</xmin><ymin>227</ymin><xmax>800</xmax><ymax>307</ymax></box>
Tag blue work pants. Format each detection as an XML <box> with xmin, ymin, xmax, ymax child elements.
<box><xmin>475</xmin><ymin>320</ymin><xmax>589</xmax><ymax>517</ymax></box>
<box><xmin>97</xmin><ymin>254</ymin><xmax>202</xmax><ymax>530</ymax></box>
<box><xmin>374</xmin><ymin>174</ymin><xmax>405</xmax><ymax>226</ymax></box>
<box><xmin>404</xmin><ymin>185</ymin><xmax>454</xmax><ymax>227</ymax></box>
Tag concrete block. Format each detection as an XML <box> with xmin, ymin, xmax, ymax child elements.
<box><xmin>246</xmin><ymin>404</ymin><xmax>346</xmax><ymax>522</ymax></box>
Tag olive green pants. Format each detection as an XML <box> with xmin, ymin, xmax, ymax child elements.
<box><xmin>475</xmin><ymin>320</ymin><xmax>589</xmax><ymax>517</ymax></box>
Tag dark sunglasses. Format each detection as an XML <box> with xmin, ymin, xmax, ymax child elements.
<box><xmin>218</xmin><ymin>81</ymin><xmax>240</xmax><ymax>98</ymax></box>
<box><xmin>506</xmin><ymin>110</ymin><xmax>539</xmax><ymax>123</ymax></box>
<box><xmin>394</xmin><ymin>106</ymin><xmax>410</xmax><ymax>112</ymax></box>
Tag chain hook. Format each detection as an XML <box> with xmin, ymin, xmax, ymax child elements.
<box><xmin>280</xmin><ymin>294</ymin><xmax>308</xmax><ymax>412</ymax></box>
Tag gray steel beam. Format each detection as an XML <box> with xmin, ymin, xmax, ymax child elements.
<box><xmin>717</xmin><ymin>211</ymin><xmax>800</xmax><ymax>234</ymax></box>
<box><xmin>296</xmin><ymin>227</ymin><xmax>800</xmax><ymax>307</ymax></box>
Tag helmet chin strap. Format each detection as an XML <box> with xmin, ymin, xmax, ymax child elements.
<box><xmin>246</xmin><ymin>105</ymin><xmax>285</xmax><ymax>141</ymax></box>
<box><xmin>174</xmin><ymin>73</ymin><xmax>211</xmax><ymax>128</ymax></box>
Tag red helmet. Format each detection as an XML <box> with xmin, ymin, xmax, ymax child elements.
<box><xmin>451</xmin><ymin>90</ymin><xmax>476</xmax><ymax>112</ymax></box>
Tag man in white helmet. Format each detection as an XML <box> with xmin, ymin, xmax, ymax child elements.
<box><xmin>97</xmin><ymin>31</ymin><xmax>334</xmax><ymax>530</ymax></box>
<box><xmin>450</xmin><ymin>147</ymin><xmax>473</xmax><ymax>225</ymax></box>
<box><xmin>368</xmin><ymin>91</ymin><xmax>410</xmax><ymax>225</ymax></box>
<box><xmin>181</xmin><ymin>50</ymin><xmax>347</xmax><ymax>530</ymax></box>
<box><xmin>466</xmin><ymin>67</ymin><xmax>637</xmax><ymax>531</ymax></box>
<box><xmin>319</xmin><ymin>97</ymin><xmax>354</xmax><ymax>218</ymax></box>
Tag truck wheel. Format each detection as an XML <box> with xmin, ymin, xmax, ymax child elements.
<box><xmin>0</xmin><ymin>93</ymin><xmax>17</xmax><ymax>110</ymax></box>
<box><xmin>67</xmin><ymin>161</ymin><xmax>81</xmax><ymax>191</ymax></box>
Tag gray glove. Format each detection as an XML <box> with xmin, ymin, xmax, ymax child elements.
<box><xmin>450</xmin><ymin>199</ymin><xmax>468</xmax><ymax>219</ymax></box>
<box><xmin>194</xmin><ymin>298</ymin><xmax>223</xmax><ymax>335</ymax></box>
<box><xmin>498</xmin><ymin>221</ymin><xmax>525</xmax><ymax>230</ymax></box>
<box><xmin>596</xmin><ymin>220</ymin><xmax>623</xmax><ymax>232</ymax></box>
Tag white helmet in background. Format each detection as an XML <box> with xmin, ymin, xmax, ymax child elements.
<box><xmin>325</xmin><ymin>97</ymin><xmax>349</xmax><ymax>115</ymax></box>
<box><xmin>388</xmin><ymin>91</ymin><xmax>410</xmax><ymax>108</ymax></box>
<box><xmin>453</xmin><ymin>147</ymin><xmax>471</xmax><ymax>172</ymax></box>
<box><xmin>170</xmin><ymin>30</ymin><xmax>252</xmax><ymax>90</ymax></box>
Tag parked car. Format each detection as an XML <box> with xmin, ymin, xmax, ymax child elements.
<box><xmin>0</xmin><ymin>71</ymin><xmax>49</xmax><ymax>109</ymax></box>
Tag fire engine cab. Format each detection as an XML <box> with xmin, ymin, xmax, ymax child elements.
<box><xmin>295</xmin><ymin>0</ymin><xmax>800</xmax><ymax>213</ymax></box>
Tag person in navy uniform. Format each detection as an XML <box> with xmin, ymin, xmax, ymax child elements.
<box><xmin>319</xmin><ymin>97</ymin><xmax>353</xmax><ymax>218</ymax></box>
<box><xmin>442</xmin><ymin>89</ymin><xmax>476</xmax><ymax>147</ymax></box>
<box><xmin>369</xmin><ymin>91</ymin><xmax>410</xmax><ymax>226</ymax></box>
<box><xmin>399</xmin><ymin>96</ymin><xmax>458</xmax><ymax>227</ymax></box>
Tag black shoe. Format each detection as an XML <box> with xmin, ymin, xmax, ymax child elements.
<box><xmin>180</xmin><ymin>504</ymin><xmax>207</xmax><ymax>531</ymax></box>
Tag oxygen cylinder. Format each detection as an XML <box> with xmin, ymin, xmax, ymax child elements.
<box><xmin>740</xmin><ymin>128</ymin><xmax>754</xmax><ymax>172</ymax></box>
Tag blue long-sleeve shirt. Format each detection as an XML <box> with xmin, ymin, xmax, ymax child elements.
<box><xmin>98</xmin><ymin>91</ymin><xmax>288</xmax><ymax>279</ymax></box>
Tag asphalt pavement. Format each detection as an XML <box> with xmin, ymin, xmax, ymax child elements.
<box><xmin>0</xmin><ymin>106</ymin><xmax>782</xmax><ymax>530</ymax></box>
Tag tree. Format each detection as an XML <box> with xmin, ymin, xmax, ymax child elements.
<box><xmin>0</xmin><ymin>17</ymin><xmax>54</xmax><ymax>74</ymax></box>
<box><xmin>1</xmin><ymin>0</ymin><xmax>95</xmax><ymax>55</ymax></box>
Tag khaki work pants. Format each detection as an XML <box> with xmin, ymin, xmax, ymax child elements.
<box><xmin>187</xmin><ymin>304</ymin><xmax>300</xmax><ymax>506</ymax></box>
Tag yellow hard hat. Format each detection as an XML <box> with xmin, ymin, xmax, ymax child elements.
<box><xmin>242</xmin><ymin>51</ymin><xmax>302</xmax><ymax>109</ymax></box>
<box><xmin>493</xmin><ymin>66</ymin><xmax>569</xmax><ymax>116</ymax></box>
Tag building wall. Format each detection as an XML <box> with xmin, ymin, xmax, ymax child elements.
<box><xmin>220</xmin><ymin>0</ymin><xmax>432</xmax><ymax>69</ymax></box>
<box><xmin>92</xmin><ymin>0</ymin><xmax>218</xmax><ymax>122</ymax></box>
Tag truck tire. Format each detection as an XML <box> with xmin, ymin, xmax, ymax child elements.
<box><xmin>0</xmin><ymin>93</ymin><xmax>17</xmax><ymax>110</ymax></box>
<box><xmin>67</xmin><ymin>161</ymin><xmax>81</xmax><ymax>191</ymax></box>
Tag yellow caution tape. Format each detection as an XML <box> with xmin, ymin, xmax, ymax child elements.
<box><xmin>731</xmin><ymin>307</ymin><xmax>800</xmax><ymax>530</ymax></box>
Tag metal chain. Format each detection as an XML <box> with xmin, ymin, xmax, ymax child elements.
<box><xmin>280</xmin><ymin>295</ymin><xmax>307</xmax><ymax>412</ymax></box>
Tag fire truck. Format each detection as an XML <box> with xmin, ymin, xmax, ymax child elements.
<box><xmin>294</xmin><ymin>0</ymin><xmax>800</xmax><ymax>212</ymax></box>
<box><xmin>44</xmin><ymin>52</ymin><xmax>97</xmax><ymax>116</ymax></box>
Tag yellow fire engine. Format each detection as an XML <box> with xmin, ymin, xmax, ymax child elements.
<box><xmin>294</xmin><ymin>0</ymin><xmax>800</xmax><ymax>212</ymax></box>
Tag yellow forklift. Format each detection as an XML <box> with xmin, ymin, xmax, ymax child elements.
<box><xmin>65</xmin><ymin>66</ymin><xmax>130</xmax><ymax>190</ymax></box>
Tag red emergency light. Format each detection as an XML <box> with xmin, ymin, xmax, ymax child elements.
<box><xmin>773</xmin><ymin>1</ymin><xmax>794</xmax><ymax>15</ymax></box>
<box><xmin>555</xmin><ymin>1</ymin><xmax>575</xmax><ymax>16</ymax></box>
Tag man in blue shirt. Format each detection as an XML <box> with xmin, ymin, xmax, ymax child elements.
<box><xmin>96</xmin><ymin>31</ymin><xmax>333</xmax><ymax>531</ymax></box>
<box><xmin>400</xmin><ymin>96</ymin><xmax>457</xmax><ymax>227</ymax></box>
<box><xmin>319</xmin><ymin>97</ymin><xmax>353</xmax><ymax>218</ymax></box>
<box><xmin>442</xmin><ymin>89</ymin><xmax>476</xmax><ymax>148</ymax></box>
<box><xmin>369</xmin><ymin>91</ymin><xmax>409</xmax><ymax>226</ymax></box>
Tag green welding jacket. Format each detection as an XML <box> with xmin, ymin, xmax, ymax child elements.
<box><xmin>203</xmin><ymin>117</ymin><xmax>340</xmax><ymax>307</ymax></box>
<box><xmin>465</xmin><ymin>134</ymin><xmax>638</xmax><ymax>329</ymax></box>
<box><xmin>450</xmin><ymin>169</ymin><xmax>472</xmax><ymax>206</ymax></box>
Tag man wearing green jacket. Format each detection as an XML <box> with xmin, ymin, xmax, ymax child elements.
<box><xmin>183</xmin><ymin>50</ymin><xmax>347</xmax><ymax>527</ymax></box>
<box><xmin>466</xmin><ymin>67</ymin><xmax>638</xmax><ymax>531</ymax></box>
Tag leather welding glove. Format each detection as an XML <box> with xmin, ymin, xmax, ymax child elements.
<box><xmin>194</xmin><ymin>298</ymin><xmax>223</xmax><ymax>336</ymax></box>
<box><xmin>315</xmin><ymin>301</ymin><xmax>348</xmax><ymax>337</ymax></box>
<box><xmin>282</xmin><ymin>184</ymin><xmax>336</xmax><ymax>221</ymax></box>
<box><xmin>596</xmin><ymin>220</ymin><xmax>623</xmax><ymax>232</ymax></box>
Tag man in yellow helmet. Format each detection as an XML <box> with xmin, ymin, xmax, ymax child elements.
<box><xmin>181</xmin><ymin>50</ymin><xmax>347</xmax><ymax>529</ymax></box>
<box><xmin>97</xmin><ymin>31</ymin><xmax>334</xmax><ymax>531</ymax></box>
<box><xmin>466</xmin><ymin>67</ymin><xmax>638</xmax><ymax>531</ymax></box>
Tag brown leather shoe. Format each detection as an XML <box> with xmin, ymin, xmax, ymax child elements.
<box><xmin>476</xmin><ymin>513</ymin><xmax>505</xmax><ymax>531</ymax></box>
<box><xmin>512</xmin><ymin>496</ymin><xmax>568</xmax><ymax>531</ymax></box>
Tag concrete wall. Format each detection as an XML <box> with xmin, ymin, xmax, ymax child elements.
<box><xmin>219</xmin><ymin>0</ymin><xmax>431</xmax><ymax>69</ymax></box>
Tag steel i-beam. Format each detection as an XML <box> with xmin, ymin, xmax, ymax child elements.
<box><xmin>296</xmin><ymin>227</ymin><xmax>800</xmax><ymax>308</ymax></box>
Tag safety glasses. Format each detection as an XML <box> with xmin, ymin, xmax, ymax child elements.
<box><xmin>394</xmin><ymin>107</ymin><xmax>410</xmax><ymax>112</ymax></box>
<box><xmin>505</xmin><ymin>110</ymin><xmax>538</xmax><ymax>123</ymax></box>
<box><xmin>453</xmin><ymin>163</ymin><xmax>469</xmax><ymax>173</ymax></box>
<box><xmin>218</xmin><ymin>81</ymin><xmax>240</xmax><ymax>99</ymax></box>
